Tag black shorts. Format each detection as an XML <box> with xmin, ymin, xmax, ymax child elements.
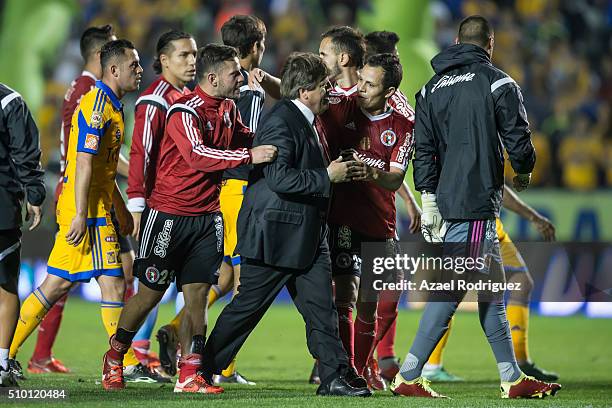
<box><xmin>110</xmin><ymin>209</ymin><xmax>133</xmax><ymax>254</ymax></box>
<box><xmin>329</xmin><ymin>224</ymin><xmax>398</xmax><ymax>278</ymax></box>
<box><xmin>134</xmin><ymin>207</ymin><xmax>223</xmax><ymax>292</ymax></box>
<box><xmin>0</xmin><ymin>228</ymin><xmax>22</xmax><ymax>288</ymax></box>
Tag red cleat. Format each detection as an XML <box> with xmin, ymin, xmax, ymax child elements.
<box><xmin>390</xmin><ymin>374</ymin><xmax>448</xmax><ymax>398</ymax></box>
<box><xmin>174</xmin><ymin>373</ymin><xmax>224</xmax><ymax>394</ymax></box>
<box><xmin>28</xmin><ymin>357</ymin><xmax>70</xmax><ymax>374</ymax></box>
<box><xmin>102</xmin><ymin>352</ymin><xmax>125</xmax><ymax>390</ymax></box>
<box><xmin>501</xmin><ymin>374</ymin><xmax>561</xmax><ymax>399</ymax></box>
<box><xmin>363</xmin><ymin>359</ymin><xmax>386</xmax><ymax>390</ymax></box>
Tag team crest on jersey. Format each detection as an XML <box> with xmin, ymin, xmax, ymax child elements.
<box><xmin>85</xmin><ymin>133</ymin><xmax>99</xmax><ymax>150</ymax></box>
<box><xmin>380</xmin><ymin>129</ymin><xmax>397</xmax><ymax>147</ymax></box>
<box><xmin>91</xmin><ymin>110</ymin><xmax>103</xmax><ymax>127</ymax></box>
<box><xmin>327</xmin><ymin>96</ymin><xmax>342</xmax><ymax>105</ymax></box>
<box><xmin>145</xmin><ymin>266</ymin><xmax>160</xmax><ymax>283</ymax></box>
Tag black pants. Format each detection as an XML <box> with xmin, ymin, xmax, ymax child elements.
<box><xmin>202</xmin><ymin>239</ymin><xmax>348</xmax><ymax>383</ymax></box>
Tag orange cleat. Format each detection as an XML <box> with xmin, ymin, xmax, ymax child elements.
<box><xmin>28</xmin><ymin>357</ymin><xmax>70</xmax><ymax>374</ymax></box>
<box><xmin>174</xmin><ymin>373</ymin><xmax>224</xmax><ymax>394</ymax></box>
<box><xmin>363</xmin><ymin>359</ymin><xmax>386</xmax><ymax>390</ymax></box>
<box><xmin>102</xmin><ymin>352</ymin><xmax>125</xmax><ymax>390</ymax></box>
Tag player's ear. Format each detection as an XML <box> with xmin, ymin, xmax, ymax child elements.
<box><xmin>339</xmin><ymin>52</ymin><xmax>350</xmax><ymax>67</ymax></box>
<box><xmin>160</xmin><ymin>53</ymin><xmax>169</xmax><ymax>69</ymax></box>
<box><xmin>384</xmin><ymin>87</ymin><xmax>396</xmax><ymax>99</ymax></box>
<box><xmin>207</xmin><ymin>72</ymin><xmax>217</xmax><ymax>87</ymax></box>
<box><xmin>110</xmin><ymin>62</ymin><xmax>120</xmax><ymax>78</ymax></box>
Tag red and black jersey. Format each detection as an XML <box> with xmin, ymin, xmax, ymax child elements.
<box><xmin>126</xmin><ymin>76</ymin><xmax>189</xmax><ymax>212</ymax></box>
<box><xmin>147</xmin><ymin>86</ymin><xmax>253</xmax><ymax>216</ymax></box>
<box><xmin>55</xmin><ymin>70</ymin><xmax>96</xmax><ymax>202</ymax></box>
<box><xmin>326</xmin><ymin>97</ymin><xmax>414</xmax><ymax>238</ymax></box>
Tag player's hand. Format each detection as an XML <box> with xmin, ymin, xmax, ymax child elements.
<box><xmin>131</xmin><ymin>211</ymin><xmax>142</xmax><ymax>241</ymax></box>
<box><xmin>115</xmin><ymin>205</ymin><xmax>134</xmax><ymax>237</ymax></box>
<box><xmin>532</xmin><ymin>215</ymin><xmax>556</xmax><ymax>241</ymax></box>
<box><xmin>250</xmin><ymin>145</ymin><xmax>278</xmax><ymax>164</ymax></box>
<box><xmin>349</xmin><ymin>152</ymin><xmax>375</xmax><ymax>181</ymax></box>
<box><xmin>420</xmin><ymin>192</ymin><xmax>446</xmax><ymax>242</ymax></box>
<box><xmin>512</xmin><ymin>173</ymin><xmax>531</xmax><ymax>191</ymax></box>
<box><xmin>25</xmin><ymin>203</ymin><xmax>42</xmax><ymax>231</ymax></box>
<box><xmin>327</xmin><ymin>156</ymin><xmax>365</xmax><ymax>183</ymax></box>
<box><xmin>405</xmin><ymin>200</ymin><xmax>422</xmax><ymax>234</ymax></box>
<box><xmin>66</xmin><ymin>214</ymin><xmax>87</xmax><ymax>246</ymax></box>
<box><xmin>249</xmin><ymin>68</ymin><xmax>266</xmax><ymax>89</ymax></box>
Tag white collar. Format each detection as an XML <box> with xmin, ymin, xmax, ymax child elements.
<box><xmin>291</xmin><ymin>99</ymin><xmax>315</xmax><ymax>125</ymax></box>
<box><xmin>333</xmin><ymin>84</ymin><xmax>358</xmax><ymax>96</ymax></box>
<box><xmin>82</xmin><ymin>70</ymin><xmax>97</xmax><ymax>80</ymax></box>
<box><xmin>360</xmin><ymin>105</ymin><xmax>393</xmax><ymax>121</ymax></box>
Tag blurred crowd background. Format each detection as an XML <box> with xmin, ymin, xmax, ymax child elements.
<box><xmin>10</xmin><ymin>0</ymin><xmax>612</xmax><ymax>190</ymax></box>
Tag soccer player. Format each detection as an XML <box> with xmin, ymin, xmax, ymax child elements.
<box><xmin>8</xmin><ymin>39</ymin><xmax>143</xmax><ymax>379</ymax></box>
<box><xmin>420</xmin><ymin>185</ymin><xmax>559</xmax><ymax>382</ymax></box>
<box><xmin>323</xmin><ymin>53</ymin><xmax>414</xmax><ymax>391</ymax></box>
<box><xmin>126</xmin><ymin>29</ymin><xmax>197</xmax><ymax>375</ymax></box>
<box><xmin>0</xmin><ymin>83</ymin><xmax>45</xmax><ymax>387</ymax></box>
<box><xmin>391</xmin><ymin>15</ymin><xmax>561</xmax><ymax>398</ymax></box>
<box><xmin>154</xmin><ymin>16</ymin><xmax>267</xmax><ymax>384</ymax></box>
<box><xmin>101</xmin><ymin>44</ymin><xmax>277</xmax><ymax>393</ymax></box>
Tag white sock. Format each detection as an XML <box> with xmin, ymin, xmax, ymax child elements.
<box><xmin>423</xmin><ymin>363</ymin><xmax>441</xmax><ymax>371</ymax></box>
<box><xmin>0</xmin><ymin>348</ymin><xmax>9</xmax><ymax>370</ymax></box>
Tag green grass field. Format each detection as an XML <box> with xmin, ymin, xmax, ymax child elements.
<box><xmin>4</xmin><ymin>299</ymin><xmax>611</xmax><ymax>407</ymax></box>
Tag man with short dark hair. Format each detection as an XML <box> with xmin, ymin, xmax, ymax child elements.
<box><xmin>9</xmin><ymin>39</ymin><xmax>142</xmax><ymax>383</ymax></box>
<box><xmin>365</xmin><ymin>31</ymin><xmax>400</xmax><ymax>58</ymax></box>
<box><xmin>101</xmin><ymin>44</ymin><xmax>277</xmax><ymax>393</ymax></box>
<box><xmin>0</xmin><ymin>83</ymin><xmax>45</xmax><ymax>387</ymax></box>
<box><xmin>199</xmin><ymin>52</ymin><xmax>372</xmax><ymax>397</ymax></box>
<box><xmin>390</xmin><ymin>15</ymin><xmax>561</xmax><ymax>399</ymax></box>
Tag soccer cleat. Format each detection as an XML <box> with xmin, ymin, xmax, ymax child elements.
<box><xmin>519</xmin><ymin>361</ymin><xmax>559</xmax><ymax>382</ymax></box>
<box><xmin>363</xmin><ymin>359</ymin><xmax>386</xmax><ymax>390</ymax></box>
<box><xmin>378</xmin><ymin>356</ymin><xmax>400</xmax><ymax>382</ymax></box>
<box><xmin>174</xmin><ymin>373</ymin><xmax>224</xmax><ymax>394</ymax></box>
<box><xmin>308</xmin><ymin>361</ymin><xmax>321</xmax><ymax>384</ymax></box>
<box><xmin>124</xmin><ymin>363</ymin><xmax>171</xmax><ymax>383</ymax></box>
<box><xmin>102</xmin><ymin>352</ymin><xmax>125</xmax><ymax>390</ymax></box>
<box><xmin>0</xmin><ymin>366</ymin><xmax>19</xmax><ymax>388</ymax></box>
<box><xmin>500</xmin><ymin>373</ymin><xmax>561</xmax><ymax>399</ymax></box>
<box><xmin>156</xmin><ymin>325</ymin><xmax>179</xmax><ymax>377</ymax></box>
<box><xmin>390</xmin><ymin>374</ymin><xmax>448</xmax><ymax>398</ymax></box>
<box><xmin>27</xmin><ymin>357</ymin><xmax>70</xmax><ymax>374</ymax></box>
<box><xmin>214</xmin><ymin>371</ymin><xmax>256</xmax><ymax>385</ymax></box>
<box><xmin>421</xmin><ymin>366</ymin><xmax>464</xmax><ymax>382</ymax></box>
<box><xmin>7</xmin><ymin>359</ymin><xmax>25</xmax><ymax>380</ymax></box>
<box><xmin>345</xmin><ymin>365</ymin><xmax>368</xmax><ymax>389</ymax></box>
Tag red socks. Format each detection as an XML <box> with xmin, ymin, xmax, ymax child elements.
<box><xmin>336</xmin><ymin>306</ymin><xmax>355</xmax><ymax>368</ymax></box>
<box><xmin>354</xmin><ymin>317</ymin><xmax>377</xmax><ymax>375</ymax></box>
<box><xmin>178</xmin><ymin>353</ymin><xmax>202</xmax><ymax>382</ymax></box>
<box><xmin>376</xmin><ymin>298</ymin><xmax>398</xmax><ymax>359</ymax></box>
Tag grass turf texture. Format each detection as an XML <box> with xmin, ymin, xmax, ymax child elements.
<box><xmin>4</xmin><ymin>299</ymin><xmax>611</xmax><ymax>407</ymax></box>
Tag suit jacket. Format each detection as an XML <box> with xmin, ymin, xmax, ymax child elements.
<box><xmin>236</xmin><ymin>99</ymin><xmax>331</xmax><ymax>270</ymax></box>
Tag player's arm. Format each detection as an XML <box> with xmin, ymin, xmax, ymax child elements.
<box><xmin>167</xmin><ymin>105</ymin><xmax>276</xmax><ymax>173</ymax></box>
<box><xmin>126</xmin><ymin>101</ymin><xmax>165</xmax><ymax>238</ymax></box>
<box><xmin>5</xmin><ymin>92</ymin><xmax>45</xmax><ymax>230</ymax></box>
<box><xmin>353</xmin><ymin>158</ymin><xmax>405</xmax><ymax>191</ymax></box>
<box><xmin>493</xmin><ymin>78</ymin><xmax>536</xmax><ymax>191</ymax></box>
<box><xmin>413</xmin><ymin>87</ymin><xmax>438</xmax><ymax>194</ymax></box>
<box><xmin>397</xmin><ymin>181</ymin><xmax>421</xmax><ymax>234</ymax></box>
<box><xmin>250</xmin><ymin>68</ymin><xmax>281</xmax><ymax>99</ymax></box>
<box><xmin>66</xmin><ymin>151</ymin><xmax>92</xmax><ymax>246</ymax></box>
<box><xmin>503</xmin><ymin>184</ymin><xmax>555</xmax><ymax>241</ymax></box>
<box><xmin>116</xmin><ymin>152</ymin><xmax>129</xmax><ymax>178</ymax></box>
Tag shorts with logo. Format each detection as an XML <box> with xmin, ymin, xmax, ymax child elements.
<box><xmin>134</xmin><ymin>206</ymin><xmax>223</xmax><ymax>292</ymax></box>
<box><xmin>443</xmin><ymin>219</ymin><xmax>503</xmax><ymax>276</ymax></box>
<box><xmin>0</xmin><ymin>228</ymin><xmax>22</xmax><ymax>287</ymax></box>
<box><xmin>329</xmin><ymin>224</ymin><xmax>399</xmax><ymax>278</ymax></box>
<box><xmin>47</xmin><ymin>216</ymin><xmax>123</xmax><ymax>282</ymax></box>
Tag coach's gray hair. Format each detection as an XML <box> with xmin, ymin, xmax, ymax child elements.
<box><xmin>280</xmin><ymin>52</ymin><xmax>328</xmax><ymax>100</ymax></box>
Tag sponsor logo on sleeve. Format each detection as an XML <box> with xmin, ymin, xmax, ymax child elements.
<box><xmin>85</xmin><ymin>133</ymin><xmax>99</xmax><ymax>150</ymax></box>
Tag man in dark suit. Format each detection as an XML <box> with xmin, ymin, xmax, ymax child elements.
<box><xmin>201</xmin><ymin>52</ymin><xmax>371</xmax><ymax>397</ymax></box>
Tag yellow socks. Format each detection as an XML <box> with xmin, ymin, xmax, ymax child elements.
<box><xmin>221</xmin><ymin>358</ymin><xmax>236</xmax><ymax>377</ymax></box>
<box><xmin>427</xmin><ymin>316</ymin><xmax>454</xmax><ymax>366</ymax></box>
<box><xmin>169</xmin><ymin>308</ymin><xmax>184</xmax><ymax>334</ymax></box>
<box><xmin>9</xmin><ymin>288</ymin><xmax>51</xmax><ymax>358</ymax></box>
<box><xmin>507</xmin><ymin>304</ymin><xmax>529</xmax><ymax>363</ymax></box>
<box><xmin>100</xmin><ymin>301</ymin><xmax>139</xmax><ymax>366</ymax></box>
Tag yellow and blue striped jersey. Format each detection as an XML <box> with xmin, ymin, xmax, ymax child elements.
<box><xmin>56</xmin><ymin>80</ymin><xmax>124</xmax><ymax>226</ymax></box>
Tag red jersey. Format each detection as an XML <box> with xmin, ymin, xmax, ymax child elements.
<box><xmin>54</xmin><ymin>70</ymin><xmax>96</xmax><ymax>201</ymax></box>
<box><xmin>147</xmin><ymin>86</ymin><xmax>253</xmax><ymax>216</ymax></box>
<box><xmin>126</xmin><ymin>76</ymin><xmax>189</xmax><ymax>212</ymax></box>
<box><xmin>326</xmin><ymin>97</ymin><xmax>414</xmax><ymax>238</ymax></box>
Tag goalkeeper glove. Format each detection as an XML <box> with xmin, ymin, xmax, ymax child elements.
<box><xmin>421</xmin><ymin>192</ymin><xmax>447</xmax><ymax>243</ymax></box>
<box><xmin>512</xmin><ymin>173</ymin><xmax>531</xmax><ymax>191</ymax></box>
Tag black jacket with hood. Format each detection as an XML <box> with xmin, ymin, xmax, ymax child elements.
<box><xmin>413</xmin><ymin>43</ymin><xmax>535</xmax><ymax>220</ymax></box>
